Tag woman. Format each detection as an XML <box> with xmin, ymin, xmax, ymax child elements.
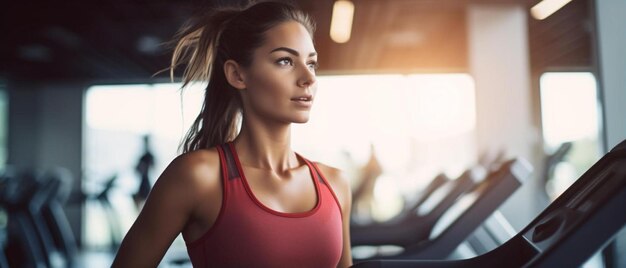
<box><xmin>112</xmin><ymin>1</ymin><xmax>352</xmax><ymax>267</ymax></box>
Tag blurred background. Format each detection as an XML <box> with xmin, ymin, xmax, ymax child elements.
<box><xmin>0</xmin><ymin>0</ymin><xmax>624</xmax><ymax>267</ymax></box>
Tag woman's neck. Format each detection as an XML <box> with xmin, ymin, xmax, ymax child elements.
<box><xmin>233</xmin><ymin>117</ymin><xmax>298</xmax><ymax>173</ymax></box>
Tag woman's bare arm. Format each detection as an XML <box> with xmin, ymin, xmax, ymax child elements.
<box><xmin>112</xmin><ymin>149</ymin><xmax>220</xmax><ymax>267</ymax></box>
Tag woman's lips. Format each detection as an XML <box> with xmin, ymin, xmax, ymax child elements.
<box><xmin>291</xmin><ymin>97</ymin><xmax>313</xmax><ymax>108</ymax></box>
<box><xmin>291</xmin><ymin>95</ymin><xmax>313</xmax><ymax>101</ymax></box>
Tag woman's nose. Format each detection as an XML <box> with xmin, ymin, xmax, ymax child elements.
<box><xmin>298</xmin><ymin>65</ymin><xmax>316</xmax><ymax>88</ymax></box>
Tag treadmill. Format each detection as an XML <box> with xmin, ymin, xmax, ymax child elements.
<box><xmin>461</xmin><ymin>210</ymin><xmax>518</xmax><ymax>257</ymax></box>
<box><xmin>353</xmin><ymin>139</ymin><xmax>626</xmax><ymax>268</ymax></box>
<box><xmin>398</xmin><ymin>158</ymin><xmax>531</xmax><ymax>259</ymax></box>
<box><xmin>400</xmin><ymin>174</ymin><xmax>451</xmax><ymax>222</ymax></box>
<box><xmin>403</xmin><ymin>174</ymin><xmax>451</xmax><ymax>217</ymax></box>
<box><xmin>358</xmin><ymin>158</ymin><xmax>531</xmax><ymax>260</ymax></box>
<box><xmin>351</xmin><ymin>173</ymin><xmax>450</xmax><ymax>227</ymax></box>
<box><xmin>351</xmin><ymin>167</ymin><xmax>484</xmax><ymax>247</ymax></box>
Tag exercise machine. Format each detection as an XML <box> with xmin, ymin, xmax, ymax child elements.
<box><xmin>353</xmin><ymin>140</ymin><xmax>626</xmax><ymax>267</ymax></box>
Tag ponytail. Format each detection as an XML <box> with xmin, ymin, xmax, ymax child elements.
<box><xmin>171</xmin><ymin>8</ymin><xmax>242</xmax><ymax>154</ymax></box>
<box><xmin>169</xmin><ymin>1</ymin><xmax>316</xmax><ymax>154</ymax></box>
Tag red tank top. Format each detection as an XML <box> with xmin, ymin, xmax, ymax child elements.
<box><xmin>185</xmin><ymin>143</ymin><xmax>344</xmax><ymax>267</ymax></box>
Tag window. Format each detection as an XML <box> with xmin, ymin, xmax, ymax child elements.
<box><xmin>83</xmin><ymin>83</ymin><xmax>203</xmax><ymax>249</ymax></box>
<box><xmin>539</xmin><ymin>72</ymin><xmax>602</xmax><ymax>200</ymax></box>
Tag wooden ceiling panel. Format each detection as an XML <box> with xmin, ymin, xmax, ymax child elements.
<box><xmin>528</xmin><ymin>0</ymin><xmax>592</xmax><ymax>70</ymax></box>
<box><xmin>313</xmin><ymin>0</ymin><xmax>467</xmax><ymax>73</ymax></box>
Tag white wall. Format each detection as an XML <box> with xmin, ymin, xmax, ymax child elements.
<box><xmin>467</xmin><ymin>4</ymin><xmax>543</xmax><ymax>230</ymax></box>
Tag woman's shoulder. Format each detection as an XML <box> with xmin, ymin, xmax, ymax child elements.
<box><xmin>173</xmin><ymin>147</ymin><xmax>220</xmax><ymax>170</ymax></box>
<box><xmin>159</xmin><ymin>147</ymin><xmax>222</xmax><ymax>191</ymax></box>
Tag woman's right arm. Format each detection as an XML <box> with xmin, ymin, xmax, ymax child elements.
<box><xmin>112</xmin><ymin>149</ymin><xmax>220</xmax><ymax>267</ymax></box>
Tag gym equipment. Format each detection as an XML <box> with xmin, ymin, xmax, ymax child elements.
<box><xmin>350</xmin><ymin>173</ymin><xmax>450</xmax><ymax>226</ymax></box>
<box><xmin>394</xmin><ymin>174</ymin><xmax>451</xmax><ymax>223</ymax></box>
<box><xmin>39</xmin><ymin>169</ymin><xmax>79</xmax><ymax>266</ymax></box>
<box><xmin>2</xmin><ymin>168</ymin><xmax>79</xmax><ymax>268</ymax></box>
<box><xmin>379</xmin><ymin>159</ymin><xmax>530</xmax><ymax>260</ymax></box>
<box><xmin>0</xmin><ymin>171</ymin><xmax>12</xmax><ymax>268</ymax></box>
<box><xmin>2</xmin><ymin>170</ymin><xmax>49</xmax><ymax>268</ymax></box>
<box><xmin>353</xmin><ymin>139</ymin><xmax>626</xmax><ymax>268</ymax></box>
<box><xmin>351</xmin><ymin>167</ymin><xmax>484</xmax><ymax>247</ymax></box>
<box><xmin>461</xmin><ymin>210</ymin><xmax>517</xmax><ymax>257</ymax></box>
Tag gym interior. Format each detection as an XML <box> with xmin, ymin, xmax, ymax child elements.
<box><xmin>1</xmin><ymin>0</ymin><xmax>625</xmax><ymax>267</ymax></box>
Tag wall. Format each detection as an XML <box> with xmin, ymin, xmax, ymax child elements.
<box><xmin>467</xmin><ymin>4</ymin><xmax>544</xmax><ymax>230</ymax></box>
<box><xmin>8</xmin><ymin>81</ymin><xmax>85</xmax><ymax>245</ymax></box>
<box><xmin>595</xmin><ymin>0</ymin><xmax>626</xmax><ymax>266</ymax></box>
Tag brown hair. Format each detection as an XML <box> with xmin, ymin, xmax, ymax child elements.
<box><xmin>170</xmin><ymin>1</ymin><xmax>315</xmax><ymax>153</ymax></box>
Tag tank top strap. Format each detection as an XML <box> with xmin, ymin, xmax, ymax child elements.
<box><xmin>216</xmin><ymin>143</ymin><xmax>241</xmax><ymax>181</ymax></box>
<box><xmin>299</xmin><ymin>156</ymin><xmax>327</xmax><ymax>186</ymax></box>
<box><xmin>301</xmin><ymin>157</ymin><xmax>345</xmax><ymax>218</ymax></box>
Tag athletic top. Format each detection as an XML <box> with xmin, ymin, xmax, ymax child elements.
<box><xmin>185</xmin><ymin>142</ymin><xmax>344</xmax><ymax>267</ymax></box>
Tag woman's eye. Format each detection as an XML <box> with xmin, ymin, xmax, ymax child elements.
<box><xmin>307</xmin><ymin>61</ymin><xmax>319</xmax><ymax>70</ymax></box>
<box><xmin>276</xmin><ymin>58</ymin><xmax>293</xmax><ymax>66</ymax></box>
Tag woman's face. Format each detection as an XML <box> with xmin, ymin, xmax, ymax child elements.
<box><xmin>239</xmin><ymin>21</ymin><xmax>318</xmax><ymax>125</ymax></box>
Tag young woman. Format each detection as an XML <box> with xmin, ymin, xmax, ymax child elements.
<box><xmin>112</xmin><ymin>1</ymin><xmax>352</xmax><ymax>267</ymax></box>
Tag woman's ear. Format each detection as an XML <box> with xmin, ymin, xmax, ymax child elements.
<box><xmin>224</xmin><ymin>60</ymin><xmax>247</xmax><ymax>90</ymax></box>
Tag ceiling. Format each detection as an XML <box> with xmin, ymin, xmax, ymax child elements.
<box><xmin>0</xmin><ymin>0</ymin><xmax>593</xmax><ymax>82</ymax></box>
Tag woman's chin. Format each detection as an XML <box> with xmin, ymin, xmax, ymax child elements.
<box><xmin>291</xmin><ymin>116</ymin><xmax>311</xmax><ymax>124</ymax></box>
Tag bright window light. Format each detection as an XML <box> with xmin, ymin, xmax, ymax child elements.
<box><xmin>293</xmin><ymin>74</ymin><xmax>475</xmax><ymax>169</ymax></box>
<box><xmin>540</xmin><ymin>72</ymin><xmax>598</xmax><ymax>149</ymax></box>
<box><xmin>539</xmin><ymin>72</ymin><xmax>601</xmax><ymax>202</ymax></box>
<box><xmin>86</xmin><ymin>84</ymin><xmax>154</xmax><ymax>134</ymax></box>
